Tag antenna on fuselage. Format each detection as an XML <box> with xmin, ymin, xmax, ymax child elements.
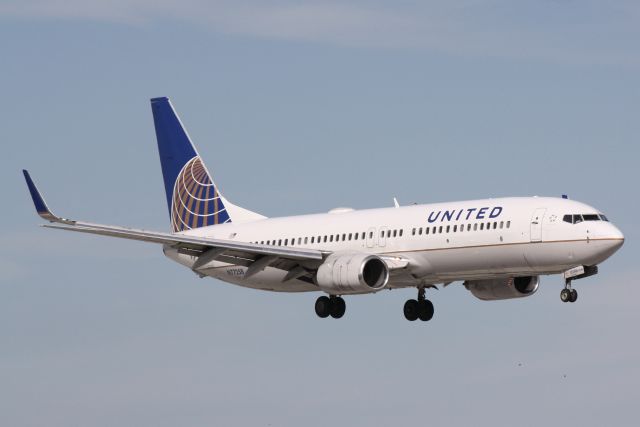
<box><xmin>393</xmin><ymin>197</ymin><xmax>400</xmax><ymax>208</ymax></box>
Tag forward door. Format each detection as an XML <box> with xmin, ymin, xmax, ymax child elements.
<box><xmin>530</xmin><ymin>208</ymin><xmax>546</xmax><ymax>242</ymax></box>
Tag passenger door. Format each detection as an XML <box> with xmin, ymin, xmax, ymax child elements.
<box><xmin>530</xmin><ymin>208</ymin><xmax>546</xmax><ymax>242</ymax></box>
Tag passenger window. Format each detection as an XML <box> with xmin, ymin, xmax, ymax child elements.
<box><xmin>432</xmin><ymin>226</ymin><xmax>437</xmax><ymax>234</ymax></box>
<box><xmin>342</xmin><ymin>233</ymin><xmax>347</xmax><ymax>240</ymax></box>
<box><xmin>362</xmin><ymin>232</ymin><xmax>366</xmax><ymax>239</ymax></box>
<box><xmin>348</xmin><ymin>233</ymin><xmax>352</xmax><ymax>241</ymax></box>
<box><xmin>474</xmin><ymin>224</ymin><xmax>478</xmax><ymax>231</ymax></box>
<box><xmin>500</xmin><ymin>221</ymin><xmax>504</xmax><ymax>229</ymax></box>
<box><xmin>387</xmin><ymin>230</ymin><xmax>391</xmax><ymax>238</ymax></box>
<box><xmin>399</xmin><ymin>229</ymin><xmax>403</xmax><ymax>237</ymax></box>
<box><xmin>393</xmin><ymin>230</ymin><xmax>397</xmax><ymax>238</ymax></box>
<box><xmin>453</xmin><ymin>225</ymin><xmax>457</xmax><ymax>232</ymax></box>
<box><xmin>354</xmin><ymin>233</ymin><xmax>358</xmax><ymax>241</ymax></box>
<box><xmin>480</xmin><ymin>223</ymin><xmax>484</xmax><ymax>230</ymax></box>
<box><xmin>419</xmin><ymin>227</ymin><xmax>423</xmax><ymax>235</ymax></box>
<box><xmin>507</xmin><ymin>221</ymin><xmax>511</xmax><ymax>228</ymax></box>
<box><xmin>439</xmin><ymin>226</ymin><xmax>443</xmax><ymax>234</ymax></box>
<box><xmin>493</xmin><ymin>222</ymin><xmax>497</xmax><ymax>229</ymax></box>
<box><xmin>446</xmin><ymin>225</ymin><xmax>450</xmax><ymax>233</ymax></box>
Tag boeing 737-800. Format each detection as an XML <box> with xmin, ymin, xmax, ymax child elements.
<box><xmin>23</xmin><ymin>97</ymin><xmax>625</xmax><ymax>322</ymax></box>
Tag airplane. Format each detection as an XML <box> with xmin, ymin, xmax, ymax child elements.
<box><xmin>23</xmin><ymin>97</ymin><xmax>625</xmax><ymax>322</ymax></box>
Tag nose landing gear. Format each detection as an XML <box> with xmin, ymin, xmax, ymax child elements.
<box><xmin>560</xmin><ymin>265</ymin><xmax>597</xmax><ymax>304</ymax></box>
<box><xmin>404</xmin><ymin>287</ymin><xmax>434</xmax><ymax>322</ymax></box>
<box><xmin>560</xmin><ymin>280</ymin><xmax>578</xmax><ymax>303</ymax></box>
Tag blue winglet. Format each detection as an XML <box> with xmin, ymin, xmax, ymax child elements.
<box><xmin>22</xmin><ymin>170</ymin><xmax>66</xmax><ymax>222</ymax></box>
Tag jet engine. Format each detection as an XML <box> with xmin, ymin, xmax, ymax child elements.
<box><xmin>316</xmin><ymin>252</ymin><xmax>389</xmax><ymax>294</ymax></box>
<box><xmin>464</xmin><ymin>276</ymin><xmax>539</xmax><ymax>301</ymax></box>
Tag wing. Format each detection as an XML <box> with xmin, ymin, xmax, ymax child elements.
<box><xmin>23</xmin><ymin>170</ymin><xmax>325</xmax><ymax>279</ymax></box>
<box><xmin>23</xmin><ymin>170</ymin><xmax>411</xmax><ymax>281</ymax></box>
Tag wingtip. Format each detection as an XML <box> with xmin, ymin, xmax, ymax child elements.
<box><xmin>22</xmin><ymin>169</ymin><xmax>59</xmax><ymax>221</ymax></box>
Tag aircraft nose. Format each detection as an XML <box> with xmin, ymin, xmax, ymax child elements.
<box><xmin>604</xmin><ymin>223</ymin><xmax>624</xmax><ymax>252</ymax></box>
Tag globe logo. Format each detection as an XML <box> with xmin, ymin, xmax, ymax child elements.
<box><xmin>171</xmin><ymin>156</ymin><xmax>229</xmax><ymax>232</ymax></box>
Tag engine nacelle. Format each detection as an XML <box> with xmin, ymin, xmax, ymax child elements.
<box><xmin>316</xmin><ymin>252</ymin><xmax>389</xmax><ymax>295</ymax></box>
<box><xmin>464</xmin><ymin>276</ymin><xmax>539</xmax><ymax>301</ymax></box>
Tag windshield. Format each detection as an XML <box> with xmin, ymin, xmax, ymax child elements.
<box><xmin>563</xmin><ymin>213</ymin><xmax>608</xmax><ymax>224</ymax></box>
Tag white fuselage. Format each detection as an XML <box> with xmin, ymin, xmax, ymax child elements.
<box><xmin>164</xmin><ymin>197</ymin><xmax>624</xmax><ymax>292</ymax></box>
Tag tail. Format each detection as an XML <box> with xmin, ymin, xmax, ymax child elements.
<box><xmin>151</xmin><ymin>97</ymin><xmax>265</xmax><ymax>232</ymax></box>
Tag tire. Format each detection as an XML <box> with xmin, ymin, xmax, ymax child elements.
<box><xmin>330</xmin><ymin>297</ymin><xmax>346</xmax><ymax>319</ymax></box>
<box><xmin>404</xmin><ymin>299</ymin><xmax>419</xmax><ymax>321</ymax></box>
<box><xmin>560</xmin><ymin>289</ymin><xmax>571</xmax><ymax>303</ymax></box>
<box><xmin>569</xmin><ymin>289</ymin><xmax>578</xmax><ymax>303</ymax></box>
<box><xmin>418</xmin><ymin>299</ymin><xmax>434</xmax><ymax>321</ymax></box>
<box><xmin>315</xmin><ymin>296</ymin><xmax>331</xmax><ymax>318</ymax></box>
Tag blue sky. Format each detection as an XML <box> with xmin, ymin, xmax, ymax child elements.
<box><xmin>1</xmin><ymin>2</ymin><xmax>639</xmax><ymax>426</ymax></box>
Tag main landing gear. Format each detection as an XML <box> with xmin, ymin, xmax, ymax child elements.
<box><xmin>404</xmin><ymin>287</ymin><xmax>434</xmax><ymax>322</ymax></box>
<box><xmin>560</xmin><ymin>280</ymin><xmax>578</xmax><ymax>303</ymax></box>
<box><xmin>315</xmin><ymin>295</ymin><xmax>346</xmax><ymax>319</ymax></box>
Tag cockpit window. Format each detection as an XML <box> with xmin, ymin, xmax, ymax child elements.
<box><xmin>564</xmin><ymin>213</ymin><xmax>607</xmax><ymax>224</ymax></box>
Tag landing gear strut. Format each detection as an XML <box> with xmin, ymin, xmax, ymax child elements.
<box><xmin>404</xmin><ymin>287</ymin><xmax>434</xmax><ymax>322</ymax></box>
<box><xmin>315</xmin><ymin>295</ymin><xmax>346</xmax><ymax>319</ymax></box>
<box><xmin>560</xmin><ymin>280</ymin><xmax>578</xmax><ymax>303</ymax></box>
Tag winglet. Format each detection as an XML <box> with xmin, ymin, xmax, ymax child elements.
<box><xmin>22</xmin><ymin>170</ymin><xmax>74</xmax><ymax>224</ymax></box>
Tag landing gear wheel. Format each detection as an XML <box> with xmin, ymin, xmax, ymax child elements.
<box><xmin>330</xmin><ymin>297</ymin><xmax>346</xmax><ymax>318</ymax></box>
<box><xmin>560</xmin><ymin>288</ymin><xmax>571</xmax><ymax>303</ymax></box>
<box><xmin>404</xmin><ymin>299</ymin><xmax>419</xmax><ymax>321</ymax></box>
<box><xmin>418</xmin><ymin>300</ymin><xmax>434</xmax><ymax>321</ymax></box>
<box><xmin>569</xmin><ymin>289</ymin><xmax>578</xmax><ymax>303</ymax></box>
<box><xmin>315</xmin><ymin>296</ymin><xmax>331</xmax><ymax>318</ymax></box>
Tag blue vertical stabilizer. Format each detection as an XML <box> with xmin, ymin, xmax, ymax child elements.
<box><xmin>151</xmin><ymin>97</ymin><xmax>231</xmax><ymax>231</ymax></box>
